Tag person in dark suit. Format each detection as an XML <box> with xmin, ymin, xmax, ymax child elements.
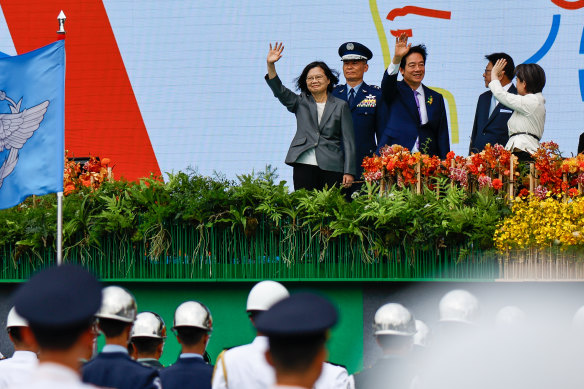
<box><xmin>160</xmin><ymin>301</ymin><xmax>214</xmax><ymax>389</ymax></box>
<box><xmin>82</xmin><ymin>286</ymin><xmax>161</xmax><ymax>389</ymax></box>
<box><xmin>333</xmin><ymin>42</ymin><xmax>385</xmax><ymax>185</ymax></box>
<box><xmin>469</xmin><ymin>53</ymin><xmax>516</xmax><ymax>154</ymax></box>
<box><xmin>265</xmin><ymin>42</ymin><xmax>356</xmax><ymax>191</ymax></box>
<box><xmin>377</xmin><ymin>34</ymin><xmax>450</xmax><ymax>158</ymax></box>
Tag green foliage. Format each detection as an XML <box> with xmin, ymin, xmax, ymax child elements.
<box><xmin>0</xmin><ymin>167</ymin><xmax>511</xmax><ymax>265</ymax></box>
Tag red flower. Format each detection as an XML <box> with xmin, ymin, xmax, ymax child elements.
<box><xmin>492</xmin><ymin>178</ymin><xmax>503</xmax><ymax>190</ymax></box>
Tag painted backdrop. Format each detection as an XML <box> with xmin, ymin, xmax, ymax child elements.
<box><xmin>0</xmin><ymin>0</ymin><xmax>581</xmax><ymax>183</ymax></box>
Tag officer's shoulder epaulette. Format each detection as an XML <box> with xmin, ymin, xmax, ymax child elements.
<box><xmin>326</xmin><ymin>361</ymin><xmax>348</xmax><ymax>370</ymax></box>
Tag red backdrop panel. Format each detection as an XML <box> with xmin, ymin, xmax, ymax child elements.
<box><xmin>0</xmin><ymin>0</ymin><xmax>161</xmax><ymax>180</ymax></box>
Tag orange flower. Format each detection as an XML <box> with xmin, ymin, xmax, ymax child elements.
<box><xmin>64</xmin><ymin>184</ymin><xmax>76</xmax><ymax>195</ymax></box>
<box><xmin>492</xmin><ymin>178</ymin><xmax>503</xmax><ymax>190</ymax></box>
<box><xmin>101</xmin><ymin>158</ymin><xmax>111</xmax><ymax>167</ymax></box>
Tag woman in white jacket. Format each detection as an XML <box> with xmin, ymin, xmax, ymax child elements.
<box><xmin>489</xmin><ymin>59</ymin><xmax>546</xmax><ymax>161</ymax></box>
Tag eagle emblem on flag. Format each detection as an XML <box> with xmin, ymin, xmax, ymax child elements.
<box><xmin>0</xmin><ymin>91</ymin><xmax>49</xmax><ymax>189</ymax></box>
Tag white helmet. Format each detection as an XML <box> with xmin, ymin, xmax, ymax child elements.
<box><xmin>439</xmin><ymin>290</ymin><xmax>479</xmax><ymax>325</ymax></box>
<box><xmin>96</xmin><ymin>286</ymin><xmax>137</xmax><ymax>323</ymax></box>
<box><xmin>174</xmin><ymin>301</ymin><xmax>212</xmax><ymax>331</ymax></box>
<box><xmin>374</xmin><ymin>303</ymin><xmax>416</xmax><ymax>336</ymax></box>
<box><xmin>246</xmin><ymin>281</ymin><xmax>289</xmax><ymax>312</ymax></box>
<box><xmin>130</xmin><ymin>312</ymin><xmax>167</xmax><ymax>339</ymax></box>
<box><xmin>413</xmin><ymin>319</ymin><xmax>431</xmax><ymax>347</ymax></box>
<box><xmin>6</xmin><ymin>307</ymin><xmax>28</xmax><ymax>328</ymax></box>
<box><xmin>495</xmin><ymin>306</ymin><xmax>526</xmax><ymax>329</ymax></box>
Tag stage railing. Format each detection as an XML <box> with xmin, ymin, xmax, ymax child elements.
<box><xmin>0</xmin><ymin>222</ymin><xmax>501</xmax><ymax>282</ymax></box>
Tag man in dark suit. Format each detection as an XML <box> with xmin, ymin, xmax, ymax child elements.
<box><xmin>82</xmin><ymin>286</ymin><xmax>161</xmax><ymax>389</ymax></box>
<box><xmin>377</xmin><ymin>34</ymin><xmax>450</xmax><ymax>158</ymax></box>
<box><xmin>160</xmin><ymin>301</ymin><xmax>214</xmax><ymax>389</ymax></box>
<box><xmin>469</xmin><ymin>53</ymin><xmax>516</xmax><ymax>154</ymax></box>
<box><xmin>333</xmin><ymin>42</ymin><xmax>385</xmax><ymax>184</ymax></box>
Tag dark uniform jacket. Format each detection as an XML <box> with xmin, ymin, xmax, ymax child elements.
<box><xmin>469</xmin><ymin>85</ymin><xmax>517</xmax><ymax>154</ymax></box>
<box><xmin>160</xmin><ymin>357</ymin><xmax>213</xmax><ymax>389</ymax></box>
<box><xmin>82</xmin><ymin>352</ymin><xmax>161</xmax><ymax>389</ymax></box>
<box><xmin>138</xmin><ymin>358</ymin><xmax>164</xmax><ymax>371</ymax></box>
<box><xmin>333</xmin><ymin>82</ymin><xmax>384</xmax><ymax>179</ymax></box>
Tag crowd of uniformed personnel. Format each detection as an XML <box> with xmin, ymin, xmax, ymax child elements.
<box><xmin>4</xmin><ymin>264</ymin><xmax>584</xmax><ymax>389</ymax></box>
<box><xmin>0</xmin><ymin>259</ymin><xmax>474</xmax><ymax>389</ymax></box>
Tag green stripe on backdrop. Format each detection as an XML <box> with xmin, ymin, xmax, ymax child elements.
<box><xmin>97</xmin><ymin>283</ymin><xmax>364</xmax><ymax>374</ymax></box>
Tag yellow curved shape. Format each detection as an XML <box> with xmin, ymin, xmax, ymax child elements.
<box><xmin>369</xmin><ymin>0</ymin><xmax>391</xmax><ymax>68</ymax></box>
<box><xmin>369</xmin><ymin>0</ymin><xmax>459</xmax><ymax>144</ymax></box>
<box><xmin>428</xmin><ymin>87</ymin><xmax>459</xmax><ymax>144</ymax></box>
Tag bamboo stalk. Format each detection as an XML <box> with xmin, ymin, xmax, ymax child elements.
<box><xmin>529</xmin><ymin>163</ymin><xmax>535</xmax><ymax>193</ymax></box>
<box><xmin>509</xmin><ymin>157</ymin><xmax>514</xmax><ymax>200</ymax></box>
<box><xmin>380</xmin><ymin>176</ymin><xmax>386</xmax><ymax>197</ymax></box>
<box><xmin>416</xmin><ymin>161</ymin><xmax>421</xmax><ymax>194</ymax></box>
<box><xmin>563</xmin><ymin>173</ymin><xmax>568</xmax><ymax>203</ymax></box>
<box><xmin>450</xmin><ymin>159</ymin><xmax>455</xmax><ymax>188</ymax></box>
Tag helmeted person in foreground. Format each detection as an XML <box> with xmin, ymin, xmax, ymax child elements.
<box><xmin>212</xmin><ymin>281</ymin><xmax>351</xmax><ymax>389</ymax></box>
<box><xmin>354</xmin><ymin>303</ymin><xmax>418</xmax><ymax>389</ymax></box>
<box><xmin>82</xmin><ymin>286</ymin><xmax>161</xmax><ymax>389</ymax></box>
<box><xmin>160</xmin><ymin>301</ymin><xmax>214</xmax><ymax>389</ymax></box>
<box><xmin>255</xmin><ymin>292</ymin><xmax>339</xmax><ymax>389</ymax></box>
<box><xmin>129</xmin><ymin>311</ymin><xmax>167</xmax><ymax>370</ymax></box>
<box><xmin>7</xmin><ymin>264</ymin><xmax>102</xmax><ymax>389</ymax></box>
<box><xmin>0</xmin><ymin>307</ymin><xmax>39</xmax><ymax>388</ymax></box>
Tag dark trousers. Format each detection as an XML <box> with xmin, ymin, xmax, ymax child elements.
<box><xmin>513</xmin><ymin>149</ymin><xmax>533</xmax><ymax>162</ymax></box>
<box><xmin>293</xmin><ymin>163</ymin><xmax>344</xmax><ymax>191</ymax></box>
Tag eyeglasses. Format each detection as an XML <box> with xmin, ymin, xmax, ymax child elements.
<box><xmin>306</xmin><ymin>75</ymin><xmax>325</xmax><ymax>82</ymax></box>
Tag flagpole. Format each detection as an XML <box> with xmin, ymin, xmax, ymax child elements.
<box><xmin>56</xmin><ymin>11</ymin><xmax>66</xmax><ymax>266</ymax></box>
<box><xmin>57</xmin><ymin>191</ymin><xmax>63</xmax><ymax>265</ymax></box>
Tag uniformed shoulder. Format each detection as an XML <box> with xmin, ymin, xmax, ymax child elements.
<box><xmin>324</xmin><ymin>361</ymin><xmax>348</xmax><ymax>370</ymax></box>
<box><xmin>333</xmin><ymin>84</ymin><xmax>346</xmax><ymax>92</ymax></box>
<box><xmin>223</xmin><ymin>341</ymin><xmax>258</xmax><ymax>360</ymax></box>
<box><xmin>361</xmin><ymin>83</ymin><xmax>381</xmax><ymax>95</ymax></box>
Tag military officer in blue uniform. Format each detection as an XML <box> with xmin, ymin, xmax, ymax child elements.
<box><xmin>9</xmin><ymin>265</ymin><xmax>103</xmax><ymax>389</ymax></box>
<box><xmin>82</xmin><ymin>286</ymin><xmax>162</xmax><ymax>389</ymax></box>
<box><xmin>160</xmin><ymin>301</ymin><xmax>214</xmax><ymax>389</ymax></box>
<box><xmin>333</xmin><ymin>42</ymin><xmax>384</xmax><ymax>186</ymax></box>
<box><xmin>255</xmin><ymin>292</ymin><xmax>339</xmax><ymax>389</ymax></box>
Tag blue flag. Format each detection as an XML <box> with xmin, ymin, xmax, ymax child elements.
<box><xmin>0</xmin><ymin>40</ymin><xmax>65</xmax><ymax>210</ymax></box>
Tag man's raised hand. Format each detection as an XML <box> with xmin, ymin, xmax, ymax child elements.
<box><xmin>394</xmin><ymin>33</ymin><xmax>411</xmax><ymax>62</ymax></box>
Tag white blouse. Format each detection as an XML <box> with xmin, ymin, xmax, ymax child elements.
<box><xmin>488</xmin><ymin>79</ymin><xmax>545</xmax><ymax>154</ymax></box>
